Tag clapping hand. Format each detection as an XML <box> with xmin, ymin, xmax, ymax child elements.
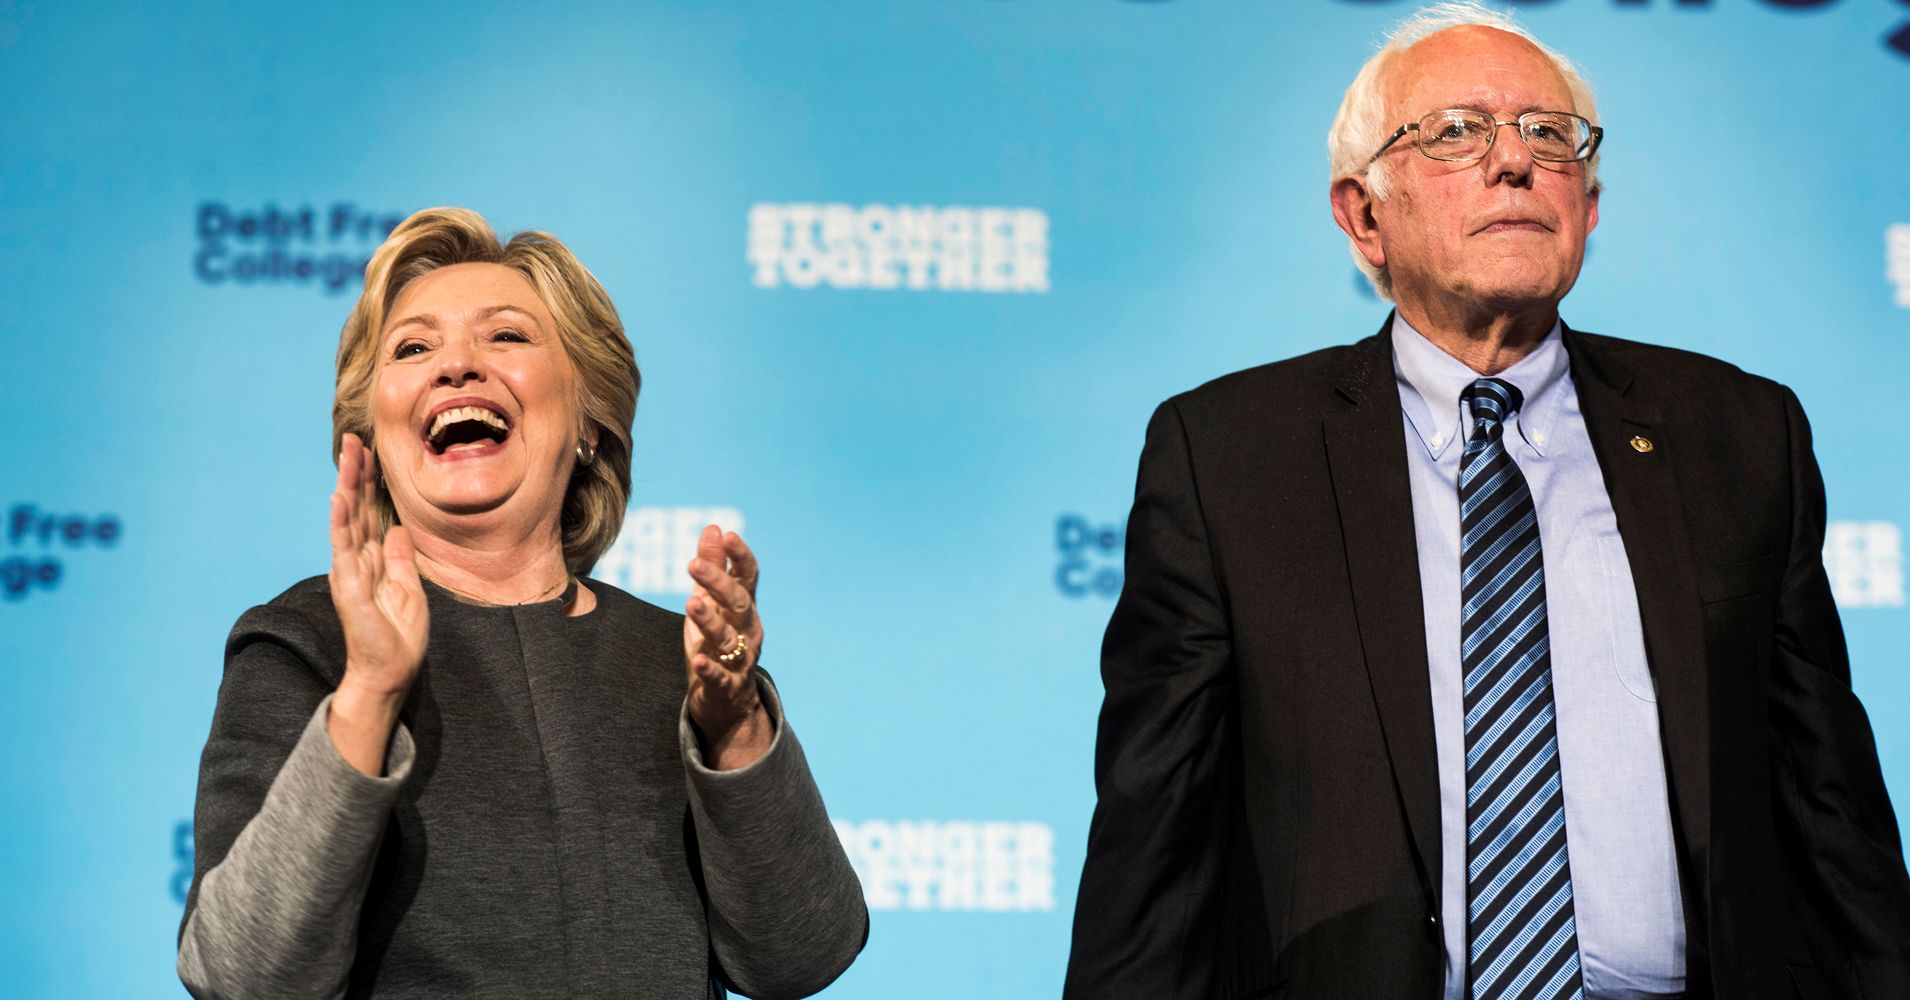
<box><xmin>327</xmin><ymin>433</ymin><xmax>428</xmax><ymax>775</ymax></box>
<box><xmin>683</xmin><ymin>525</ymin><xmax>771</xmax><ymax>770</ymax></box>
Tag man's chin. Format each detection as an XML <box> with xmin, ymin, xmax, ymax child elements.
<box><xmin>1476</xmin><ymin>289</ymin><xmax>1568</xmax><ymax>317</ymax></box>
<box><xmin>1460</xmin><ymin>271</ymin><xmax>1577</xmax><ymax>317</ymax></box>
<box><xmin>1393</xmin><ymin>289</ymin><xmax>1567</xmax><ymax>332</ymax></box>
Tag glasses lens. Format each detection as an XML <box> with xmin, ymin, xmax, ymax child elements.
<box><xmin>1416</xmin><ymin>110</ymin><xmax>1494</xmax><ymax>161</ymax></box>
<box><xmin>1522</xmin><ymin>113</ymin><xmax>1592</xmax><ymax>161</ymax></box>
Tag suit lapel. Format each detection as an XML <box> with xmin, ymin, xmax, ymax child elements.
<box><xmin>1564</xmin><ymin>328</ymin><xmax>1714</xmax><ymax>880</ymax></box>
<box><xmin>1322</xmin><ymin>327</ymin><xmax>1442</xmax><ymax>907</ymax></box>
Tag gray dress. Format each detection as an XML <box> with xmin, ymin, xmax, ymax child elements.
<box><xmin>178</xmin><ymin>576</ymin><xmax>867</xmax><ymax>999</ymax></box>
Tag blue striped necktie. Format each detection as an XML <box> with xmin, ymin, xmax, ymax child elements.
<box><xmin>1459</xmin><ymin>377</ymin><xmax>1584</xmax><ymax>1000</ymax></box>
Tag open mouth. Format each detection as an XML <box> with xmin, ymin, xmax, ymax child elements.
<box><xmin>425</xmin><ymin>404</ymin><xmax>512</xmax><ymax>456</ymax></box>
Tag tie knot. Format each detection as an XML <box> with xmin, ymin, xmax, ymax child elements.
<box><xmin>1462</xmin><ymin>377</ymin><xmax>1523</xmax><ymax>425</ymax></box>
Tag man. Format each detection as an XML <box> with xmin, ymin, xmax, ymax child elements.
<box><xmin>1065</xmin><ymin>5</ymin><xmax>1910</xmax><ymax>999</ymax></box>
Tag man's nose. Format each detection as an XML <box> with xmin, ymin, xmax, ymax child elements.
<box><xmin>1483</xmin><ymin>120</ymin><xmax>1535</xmax><ymax>187</ymax></box>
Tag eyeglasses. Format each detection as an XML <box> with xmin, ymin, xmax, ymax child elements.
<box><xmin>1368</xmin><ymin>109</ymin><xmax>1603</xmax><ymax>164</ymax></box>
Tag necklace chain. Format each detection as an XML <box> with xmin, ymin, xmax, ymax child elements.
<box><xmin>427</xmin><ymin>572</ymin><xmax>572</xmax><ymax>607</ymax></box>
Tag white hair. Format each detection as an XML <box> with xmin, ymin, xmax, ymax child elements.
<box><xmin>1326</xmin><ymin>1</ymin><xmax>1602</xmax><ymax>300</ymax></box>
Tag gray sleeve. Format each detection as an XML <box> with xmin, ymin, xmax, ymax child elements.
<box><xmin>680</xmin><ymin>675</ymin><xmax>869</xmax><ymax>1000</ymax></box>
<box><xmin>178</xmin><ymin>695</ymin><xmax>415</xmax><ymax>1000</ymax></box>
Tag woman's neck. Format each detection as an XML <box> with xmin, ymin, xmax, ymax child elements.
<box><xmin>407</xmin><ymin>522</ymin><xmax>574</xmax><ymax>607</ymax></box>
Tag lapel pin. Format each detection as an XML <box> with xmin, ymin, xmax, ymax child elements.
<box><xmin>1630</xmin><ymin>435</ymin><xmax>1655</xmax><ymax>454</ymax></box>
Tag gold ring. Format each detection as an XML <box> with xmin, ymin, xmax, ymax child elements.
<box><xmin>717</xmin><ymin>633</ymin><xmax>749</xmax><ymax>664</ymax></box>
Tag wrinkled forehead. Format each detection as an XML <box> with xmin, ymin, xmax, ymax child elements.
<box><xmin>1383</xmin><ymin>26</ymin><xmax>1578</xmax><ymax>123</ymax></box>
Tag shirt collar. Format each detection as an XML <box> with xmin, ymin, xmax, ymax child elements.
<box><xmin>1391</xmin><ymin>312</ymin><xmax>1570</xmax><ymax>460</ymax></box>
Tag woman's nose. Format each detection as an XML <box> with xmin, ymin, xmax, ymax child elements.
<box><xmin>433</xmin><ymin>339</ymin><xmax>485</xmax><ymax>387</ymax></box>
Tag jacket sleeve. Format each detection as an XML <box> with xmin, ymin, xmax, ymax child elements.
<box><xmin>680</xmin><ymin>672</ymin><xmax>868</xmax><ymax>1000</ymax></box>
<box><xmin>1767</xmin><ymin>386</ymin><xmax>1910</xmax><ymax>999</ymax></box>
<box><xmin>177</xmin><ymin>605</ymin><xmax>413</xmax><ymax>1000</ymax></box>
<box><xmin>1064</xmin><ymin>399</ymin><xmax>1241</xmax><ymax>999</ymax></box>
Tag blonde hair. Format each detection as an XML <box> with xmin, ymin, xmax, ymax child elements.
<box><xmin>332</xmin><ymin>207</ymin><xmax>639</xmax><ymax>574</ymax></box>
<box><xmin>1326</xmin><ymin>1</ymin><xmax>1602</xmax><ymax>300</ymax></box>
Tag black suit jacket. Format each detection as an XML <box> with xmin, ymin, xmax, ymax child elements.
<box><xmin>1065</xmin><ymin>322</ymin><xmax>1910</xmax><ymax>999</ymax></box>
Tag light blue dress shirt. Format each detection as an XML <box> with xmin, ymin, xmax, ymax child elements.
<box><xmin>1391</xmin><ymin>315</ymin><xmax>1687</xmax><ymax>1000</ymax></box>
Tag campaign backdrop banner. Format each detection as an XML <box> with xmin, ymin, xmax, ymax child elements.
<box><xmin>4</xmin><ymin>1</ymin><xmax>1908</xmax><ymax>996</ymax></box>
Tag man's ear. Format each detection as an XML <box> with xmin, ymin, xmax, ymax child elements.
<box><xmin>1330</xmin><ymin>175</ymin><xmax>1387</xmax><ymax>271</ymax></box>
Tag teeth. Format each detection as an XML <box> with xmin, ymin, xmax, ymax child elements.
<box><xmin>427</xmin><ymin>405</ymin><xmax>510</xmax><ymax>441</ymax></box>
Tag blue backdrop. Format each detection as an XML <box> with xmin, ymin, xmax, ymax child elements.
<box><xmin>4</xmin><ymin>1</ymin><xmax>1908</xmax><ymax>996</ymax></box>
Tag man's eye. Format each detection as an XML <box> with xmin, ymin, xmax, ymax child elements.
<box><xmin>393</xmin><ymin>341</ymin><xmax>428</xmax><ymax>359</ymax></box>
<box><xmin>1427</xmin><ymin>116</ymin><xmax>1482</xmax><ymax>141</ymax></box>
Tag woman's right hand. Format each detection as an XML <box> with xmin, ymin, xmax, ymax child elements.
<box><xmin>327</xmin><ymin>433</ymin><xmax>428</xmax><ymax>775</ymax></box>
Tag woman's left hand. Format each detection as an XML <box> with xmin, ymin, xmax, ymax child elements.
<box><xmin>684</xmin><ymin>525</ymin><xmax>772</xmax><ymax>770</ymax></box>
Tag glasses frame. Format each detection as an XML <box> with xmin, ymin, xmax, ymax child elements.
<box><xmin>1367</xmin><ymin>109</ymin><xmax>1604</xmax><ymax>165</ymax></box>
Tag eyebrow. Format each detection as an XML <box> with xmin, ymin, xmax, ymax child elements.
<box><xmin>475</xmin><ymin>304</ymin><xmax>537</xmax><ymax>323</ymax></box>
<box><xmin>384</xmin><ymin>304</ymin><xmax>543</xmax><ymax>339</ymax></box>
<box><xmin>1445</xmin><ymin>100</ymin><xmax>1554</xmax><ymax>117</ymax></box>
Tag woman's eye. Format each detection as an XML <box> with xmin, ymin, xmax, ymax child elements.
<box><xmin>493</xmin><ymin>328</ymin><xmax>529</xmax><ymax>343</ymax></box>
<box><xmin>393</xmin><ymin>341</ymin><xmax>428</xmax><ymax>359</ymax></box>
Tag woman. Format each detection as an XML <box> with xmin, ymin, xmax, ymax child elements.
<box><xmin>177</xmin><ymin>208</ymin><xmax>867</xmax><ymax>999</ymax></box>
